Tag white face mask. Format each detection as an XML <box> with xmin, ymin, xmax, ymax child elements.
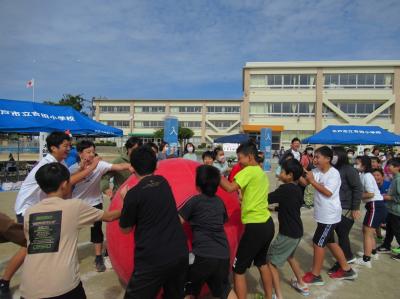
<box><xmin>187</xmin><ymin>147</ymin><xmax>194</xmax><ymax>153</ymax></box>
<box><xmin>307</xmin><ymin>150</ymin><xmax>313</xmax><ymax>155</ymax></box>
<box><xmin>355</xmin><ymin>164</ymin><xmax>363</xmax><ymax>171</ymax></box>
<box><xmin>218</xmin><ymin>155</ymin><xmax>225</xmax><ymax>163</ymax></box>
<box><xmin>331</xmin><ymin>155</ymin><xmax>338</xmax><ymax>165</ymax></box>
<box><xmin>347</xmin><ymin>153</ymin><xmax>354</xmax><ymax>158</ymax></box>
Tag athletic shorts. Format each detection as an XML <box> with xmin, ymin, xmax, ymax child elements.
<box><xmin>185</xmin><ymin>256</ymin><xmax>231</xmax><ymax>299</ymax></box>
<box><xmin>363</xmin><ymin>201</ymin><xmax>387</xmax><ymax>229</ymax></box>
<box><xmin>124</xmin><ymin>257</ymin><xmax>188</xmax><ymax>299</ymax></box>
<box><xmin>232</xmin><ymin>217</ymin><xmax>275</xmax><ymax>274</ymax></box>
<box><xmin>267</xmin><ymin>234</ymin><xmax>301</xmax><ymax>268</ymax></box>
<box><xmin>21</xmin><ymin>281</ymin><xmax>86</xmax><ymax>299</ymax></box>
<box><xmin>91</xmin><ymin>203</ymin><xmax>104</xmax><ymax>243</ymax></box>
<box><xmin>313</xmin><ymin>222</ymin><xmax>337</xmax><ymax>248</ymax></box>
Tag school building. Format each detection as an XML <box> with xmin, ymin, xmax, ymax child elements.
<box><xmin>93</xmin><ymin>60</ymin><xmax>400</xmax><ymax>149</ymax></box>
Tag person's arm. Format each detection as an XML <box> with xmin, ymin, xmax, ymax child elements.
<box><xmin>100</xmin><ymin>172</ymin><xmax>114</xmax><ymax>194</ymax></box>
<box><xmin>362</xmin><ymin>174</ymin><xmax>376</xmax><ymax>200</ymax></box>
<box><xmin>119</xmin><ymin>190</ymin><xmax>137</xmax><ymax>234</ymax></box>
<box><xmin>0</xmin><ymin>213</ymin><xmax>26</xmax><ymax>247</ymax></box>
<box><xmin>304</xmin><ymin>170</ymin><xmax>333</xmax><ymax>197</ymax></box>
<box><xmin>110</xmin><ymin>163</ymin><xmax>134</xmax><ymax>173</ymax></box>
<box><xmin>268</xmin><ymin>185</ymin><xmax>285</xmax><ymax>204</ymax></box>
<box><xmin>178</xmin><ymin>215</ymin><xmax>185</xmax><ymax>224</ymax></box>
<box><xmin>220</xmin><ymin>176</ymin><xmax>240</xmax><ymax>193</ymax></box>
<box><xmin>178</xmin><ymin>197</ymin><xmax>194</xmax><ymax>225</ymax></box>
<box><xmin>70</xmin><ymin>156</ymin><xmax>101</xmax><ymax>185</ymax></box>
<box><xmin>102</xmin><ymin>210</ymin><xmax>121</xmax><ymax>222</ymax></box>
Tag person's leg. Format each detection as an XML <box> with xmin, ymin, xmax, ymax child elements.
<box><xmin>287</xmin><ymin>257</ymin><xmax>306</xmax><ymax>286</ymax></box>
<box><xmin>124</xmin><ymin>268</ymin><xmax>162</xmax><ymax>299</ymax></box>
<box><xmin>391</xmin><ymin>214</ymin><xmax>400</xmax><ymax>246</ymax></box>
<box><xmin>268</xmin><ymin>263</ymin><xmax>282</xmax><ymax>299</ymax></box>
<box><xmin>335</xmin><ymin>215</ymin><xmax>355</xmax><ymax>260</ymax></box>
<box><xmin>381</xmin><ymin>213</ymin><xmax>394</xmax><ymax>249</ymax></box>
<box><xmin>311</xmin><ymin>244</ymin><xmax>325</xmax><ymax>276</ymax></box>
<box><xmin>258</xmin><ymin>264</ymin><xmax>273</xmax><ymax>299</ymax></box>
<box><xmin>233</xmin><ymin>273</ymin><xmax>247</xmax><ymax>299</ymax></box>
<box><xmin>163</xmin><ymin>257</ymin><xmax>188</xmax><ymax>299</ymax></box>
<box><xmin>363</xmin><ymin>226</ymin><xmax>376</xmax><ymax>257</ymax></box>
<box><xmin>327</xmin><ymin>242</ymin><xmax>350</xmax><ymax>271</ymax></box>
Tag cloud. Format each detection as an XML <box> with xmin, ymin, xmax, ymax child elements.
<box><xmin>0</xmin><ymin>0</ymin><xmax>399</xmax><ymax>101</ymax></box>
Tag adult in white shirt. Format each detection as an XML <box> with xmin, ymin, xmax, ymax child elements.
<box><xmin>69</xmin><ymin>140</ymin><xmax>133</xmax><ymax>272</ymax></box>
<box><xmin>1</xmin><ymin>132</ymin><xmax>100</xmax><ymax>294</ymax></box>
<box><xmin>280</xmin><ymin>137</ymin><xmax>302</xmax><ymax>164</ymax></box>
<box><xmin>302</xmin><ymin>146</ymin><xmax>356</xmax><ymax>284</ymax></box>
<box><xmin>354</xmin><ymin>156</ymin><xmax>387</xmax><ymax>268</ymax></box>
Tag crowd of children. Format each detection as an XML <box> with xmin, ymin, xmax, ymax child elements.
<box><xmin>1</xmin><ymin>133</ymin><xmax>400</xmax><ymax>299</ymax></box>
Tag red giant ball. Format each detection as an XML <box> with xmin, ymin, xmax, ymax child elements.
<box><xmin>106</xmin><ymin>158</ymin><xmax>243</xmax><ymax>295</ymax></box>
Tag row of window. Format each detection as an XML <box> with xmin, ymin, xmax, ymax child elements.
<box><xmin>250</xmin><ymin>102</ymin><xmax>315</xmax><ymax>116</ymax></box>
<box><xmin>104</xmin><ymin>120</ymin><xmax>237</xmax><ymax>129</ymax></box>
<box><xmin>100</xmin><ymin>105</ymin><xmax>241</xmax><ymax>114</ymax></box>
<box><xmin>331</xmin><ymin>101</ymin><xmax>392</xmax><ymax>117</ymax></box>
<box><xmin>208</xmin><ymin>120</ymin><xmax>238</xmax><ymax>129</ymax></box>
<box><xmin>250</xmin><ymin>74</ymin><xmax>316</xmax><ymax>88</ymax></box>
<box><xmin>250</xmin><ymin>73</ymin><xmax>393</xmax><ymax>89</ymax></box>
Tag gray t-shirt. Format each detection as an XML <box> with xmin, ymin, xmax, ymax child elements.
<box><xmin>179</xmin><ymin>194</ymin><xmax>229</xmax><ymax>259</ymax></box>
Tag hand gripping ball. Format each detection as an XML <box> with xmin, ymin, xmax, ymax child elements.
<box><xmin>106</xmin><ymin>158</ymin><xmax>243</xmax><ymax>296</ymax></box>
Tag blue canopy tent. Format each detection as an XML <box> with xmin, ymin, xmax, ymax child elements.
<box><xmin>0</xmin><ymin>99</ymin><xmax>122</xmax><ymax>136</ymax></box>
<box><xmin>214</xmin><ymin>133</ymin><xmax>250</xmax><ymax>144</ymax></box>
<box><xmin>302</xmin><ymin>125</ymin><xmax>400</xmax><ymax>145</ymax></box>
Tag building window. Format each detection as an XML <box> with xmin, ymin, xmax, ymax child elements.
<box><xmin>179</xmin><ymin>121</ymin><xmax>202</xmax><ymax>128</ymax></box>
<box><xmin>333</xmin><ymin>101</ymin><xmax>392</xmax><ymax>118</ymax></box>
<box><xmin>324</xmin><ymin>73</ymin><xmax>393</xmax><ymax>89</ymax></box>
<box><xmin>250</xmin><ymin>74</ymin><xmax>315</xmax><ymax>89</ymax></box>
<box><xmin>249</xmin><ymin>102</ymin><xmax>315</xmax><ymax>117</ymax></box>
<box><xmin>170</xmin><ymin>106</ymin><xmax>202</xmax><ymax>113</ymax></box>
<box><xmin>134</xmin><ymin>106</ymin><xmax>165</xmax><ymax>113</ymax></box>
<box><xmin>100</xmin><ymin>106</ymin><xmax>130</xmax><ymax>113</ymax></box>
<box><xmin>134</xmin><ymin>121</ymin><xmax>164</xmax><ymax>128</ymax></box>
<box><xmin>105</xmin><ymin>120</ymin><xmax>130</xmax><ymax>127</ymax></box>
<box><xmin>207</xmin><ymin>106</ymin><xmax>240</xmax><ymax>113</ymax></box>
<box><xmin>208</xmin><ymin>120</ymin><xmax>237</xmax><ymax>129</ymax></box>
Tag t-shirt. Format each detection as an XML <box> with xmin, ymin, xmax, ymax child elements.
<box><xmin>15</xmin><ymin>154</ymin><xmax>67</xmax><ymax>215</ymax></box>
<box><xmin>360</xmin><ymin>172</ymin><xmax>383</xmax><ymax>202</ymax></box>
<box><xmin>234</xmin><ymin>165</ymin><xmax>270</xmax><ymax>224</ymax></box>
<box><xmin>312</xmin><ymin>167</ymin><xmax>342</xmax><ymax>224</ymax></box>
<box><xmin>119</xmin><ymin>175</ymin><xmax>188</xmax><ymax>271</ymax></box>
<box><xmin>183</xmin><ymin>153</ymin><xmax>198</xmax><ymax>162</ymax></box>
<box><xmin>292</xmin><ymin>149</ymin><xmax>301</xmax><ymax>161</ymax></box>
<box><xmin>20</xmin><ymin>197</ymin><xmax>103</xmax><ymax>298</ymax></box>
<box><xmin>213</xmin><ymin>160</ymin><xmax>229</xmax><ymax>175</ymax></box>
<box><xmin>179</xmin><ymin>194</ymin><xmax>229</xmax><ymax>259</ymax></box>
<box><xmin>378</xmin><ymin>180</ymin><xmax>391</xmax><ymax>195</ymax></box>
<box><xmin>69</xmin><ymin>161</ymin><xmax>112</xmax><ymax>207</ymax></box>
<box><xmin>268</xmin><ymin>183</ymin><xmax>303</xmax><ymax>239</ymax></box>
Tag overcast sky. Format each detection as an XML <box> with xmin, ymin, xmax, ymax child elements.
<box><xmin>0</xmin><ymin>0</ymin><xmax>399</xmax><ymax>102</ymax></box>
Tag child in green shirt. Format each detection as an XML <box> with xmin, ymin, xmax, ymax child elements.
<box><xmin>220</xmin><ymin>141</ymin><xmax>275</xmax><ymax>299</ymax></box>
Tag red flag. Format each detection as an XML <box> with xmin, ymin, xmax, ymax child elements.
<box><xmin>26</xmin><ymin>79</ymin><xmax>34</xmax><ymax>88</ymax></box>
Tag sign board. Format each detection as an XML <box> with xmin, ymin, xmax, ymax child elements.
<box><xmin>260</xmin><ymin>128</ymin><xmax>272</xmax><ymax>171</ymax></box>
<box><xmin>163</xmin><ymin>117</ymin><xmax>179</xmax><ymax>156</ymax></box>
<box><xmin>222</xmin><ymin>143</ymin><xmax>240</xmax><ymax>153</ymax></box>
<box><xmin>39</xmin><ymin>132</ymin><xmax>49</xmax><ymax>159</ymax></box>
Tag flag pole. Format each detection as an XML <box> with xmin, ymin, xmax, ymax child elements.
<box><xmin>32</xmin><ymin>78</ymin><xmax>35</xmax><ymax>102</ymax></box>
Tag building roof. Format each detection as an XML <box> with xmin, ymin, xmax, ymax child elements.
<box><xmin>244</xmin><ymin>60</ymin><xmax>400</xmax><ymax>69</ymax></box>
<box><xmin>93</xmin><ymin>98</ymin><xmax>242</xmax><ymax>102</ymax></box>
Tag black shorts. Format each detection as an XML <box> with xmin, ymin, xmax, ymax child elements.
<box><xmin>185</xmin><ymin>256</ymin><xmax>231</xmax><ymax>299</ymax></box>
<box><xmin>91</xmin><ymin>203</ymin><xmax>104</xmax><ymax>244</ymax></box>
<box><xmin>124</xmin><ymin>257</ymin><xmax>188</xmax><ymax>299</ymax></box>
<box><xmin>363</xmin><ymin>201</ymin><xmax>387</xmax><ymax>229</ymax></box>
<box><xmin>21</xmin><ymin>281</ymin><xmax>86</xmax><ymax>299</ymax></box>
<box><xmin>313</xmin><ymin>222</ymin><xmax>337</xmax><ymax>248</ymax></box>
<box><xmin>233</xmin><ymin>217</ymin><xmax>275</xmax><ymax>274</ymax></box>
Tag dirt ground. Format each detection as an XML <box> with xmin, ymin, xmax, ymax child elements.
<box><xmin>1</xmin><ymin>166</ymin><xmax>399</xmax><ymax>299</ymax></box>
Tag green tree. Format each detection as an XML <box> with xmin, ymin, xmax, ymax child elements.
<box><xmin>44</xmin><ymin>94</ymin><xmax>85</xmax><ymax>113</ymax></box>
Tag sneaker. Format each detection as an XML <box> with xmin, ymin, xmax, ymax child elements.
<box><xmin>95</xmin><ymin>256</ymin><xmax>106</xmax><ymax>272</ymax></box>
<box><xmin>357</xmin><ymin>251</ymin><xmax>379</xmax><ymax>260</ymax></box>
<box><xmin>302</xmin><ymin>272</ymin><xmax>325</xmax><ymax>286</ymax></box>
<box><xmin>354</xmin><ymin>258</ymin><xmax>372</xmax><ymax>268</ymax></box>
<box><xmin>329</xmin><ymin>268</ymin><xmax>358</xmax><ymax>280</ymax></box>
<box><xmin>391</xmin><ymin>254</ymin><xmax>400</xmax><ymax>261</ymax></box>
<box><xmin>376</xmin><ymin>245</ymin><xmax>391</xmax><ymax>253</ymax></box>
<box><xmin>347</xmin><ymin>257</ymin><xmax>357</xmax><ymax>264</ymax></box>
<box><xmin>104</xmin><ymin>256</ymin><xmax>113</xmax><ymax>269</ymax></box>
<box><xmin>327</xmin><ymin>262</ymin><xmax>340</xmax><ymax>275</ymax></box>
<box><xmin>391</xmin><ymin>247</ymin><xmax>400</xmax><ymax>254</ymax></box>
<box><xmin>290</xmin><ymin>278</ymin><xmax>310</xmax><ymax>296</ymax></box>
<box><xmin>0</xmin><ymin>279</ymin><xmax>10</xmax><ymax>294</ymax></box>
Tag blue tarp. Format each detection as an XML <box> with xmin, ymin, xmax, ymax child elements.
<box><xmin>303</xmin><ymin>125</ymin><xmax>400</xmax><ymax>145</ymax></box>
<box><xmin>0</xmin><ymin>99</ymin><xmax>122</xmax><ymax>136</ymax></box>
<box><xmin>214</xmin><ymin>134</ymin><xmax>250</xmax><ymax>144</ymax></box>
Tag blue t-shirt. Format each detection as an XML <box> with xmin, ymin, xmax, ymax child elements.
<box><xmin>64</xmin><ymin>148</ymin><xmax>79</xmax><ymax>167</ymax></box>
<box><xmin>379</xmin><ymin>180</ymin><xmax>391</xmax><ymax>195</ymax></box>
